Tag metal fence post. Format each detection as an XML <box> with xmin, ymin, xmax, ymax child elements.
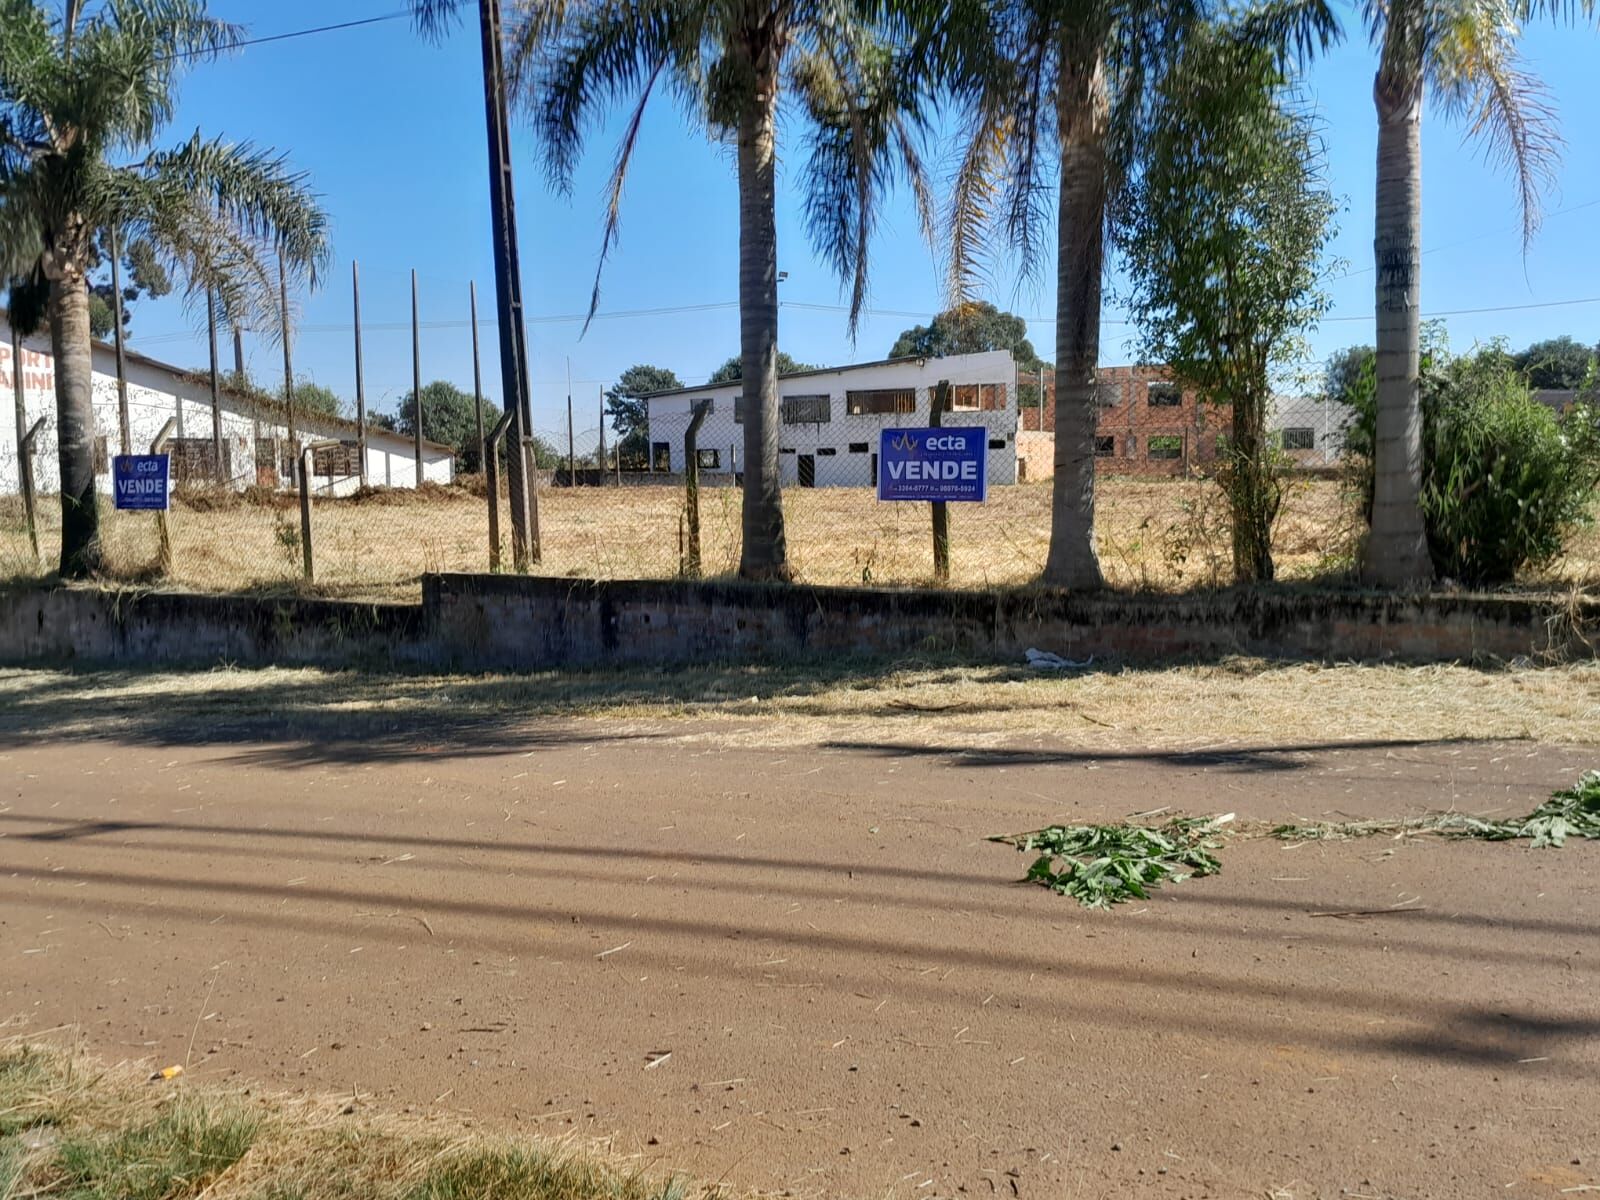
<box><xmin>483</xmin><ymin>409</ymin><xmax>515</xmax><ymax>571</ymax></box>
<box><xmin>930</xmin><ymin>380</ymin><xmax>951</xmax><ymax>584</ymax></box>
<box><xmin>18</xmin><ymin>417</ymin><xmax>45</xmax><ymax>563</ymax></box>
<box><xmin>150</xmin><ymin>418</ymin><xmax>177</xmax><ymax>575</ymax></box>
<box><xmin>297</xmin><ymin>440</ymin><xmax>339</xmax><ymax>583</ymax></box>
<box><xmin>683</xmin><ymin>399</ymin><xmax>710</xmax><ymax>577</ymax></box>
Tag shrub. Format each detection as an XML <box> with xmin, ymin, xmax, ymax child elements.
<box><xmin>1422</xmin><ymin>357</ymin><xmax>1600</xmax><ymax>582</ymax></box>
<box><xmin>1334</xmin><ymin>339</ymin><xmax>1600</xmax><ymax>583</ymax></box>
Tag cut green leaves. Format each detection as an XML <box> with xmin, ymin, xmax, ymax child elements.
<box><xmin>993</xmin><ymin>815</ymin><xmax>1232</xmax><ymax>909</ymax></box>
<box><xmin>999</xmin><ymin>772</ymin><xmax>1598</xmax><ymax>908</ymax></box>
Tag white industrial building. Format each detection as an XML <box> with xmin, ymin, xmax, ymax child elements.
<box><xmin>645</xmin><ymin>350</ymin><xmax>1020</xmax><ymax>488</ymax></box>
<box><xmin>2</xmin><ymin>309</ymin><xmax>454</xmax><ymax>496</ymax></box>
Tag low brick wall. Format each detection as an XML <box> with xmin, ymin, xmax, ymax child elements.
<box><xmin>0</xmin><ymin>586</ymin><xmax>424</xmax><ymax>668</ymax></box>
<box><xmin>424</xmin><ymin>575</ymin><xmax>1594</xmax><ymax>670</ymax></box>
<box><xmin>0</xmin><ymin>576</ymin><xmax>1590</xmax><ymax>671</ymax></box>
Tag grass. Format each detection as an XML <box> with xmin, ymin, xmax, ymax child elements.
<box><xmin>1</xmin><ymin>478</ymin><xmax>1372</xmax><ymax>601</ymax></box>
<box><xmin>4</xmin><ymin>477</ymin><xmax>1595</xmax><ymax>602</ymax></box>
<box><xmin>0</xmin><ymin>1046</ymin><xmax>695</xmax><ymax>1200</ymax></box>
<box><xmin>996</xmin><ymin>771</ymin><xmax>1600</xmax><ymax>908</ymax></box>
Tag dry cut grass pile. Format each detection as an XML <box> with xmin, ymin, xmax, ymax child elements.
<box><xmin>0</xmin><ymin>1043</ymin><xmax>702</xmax><ymax>1200</ymax></box>
<box><xmin>1</xmin><ymin>658</ymin><xmax>1595</xmax><ymax>753</ymax></box>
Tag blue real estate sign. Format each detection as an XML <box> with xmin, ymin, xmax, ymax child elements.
<box><xmin>112</xmin><ymin>454</ymin><xmax>170</xmax><ymax>511</ymax></box>
<box><xmin>877</xmin><ymin>427</ymin><xmax>987</xmax><ymax>502</ymax></box>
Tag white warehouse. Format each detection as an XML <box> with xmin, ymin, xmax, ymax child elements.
<box><xmin>2</xmin><ymin>310</ymin><xmax>454</xmax><ymax>497</ymax></box>
<box><xmin>645</xmin><ymin>350</ymin><xmax>1020</xmax><ymax>488</ymax></box>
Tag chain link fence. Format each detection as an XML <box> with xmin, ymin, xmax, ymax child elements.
<box><xmin>5</xmin><ymin>372</ymin><xmax>1597</xmax><ymax>600</ymax></box>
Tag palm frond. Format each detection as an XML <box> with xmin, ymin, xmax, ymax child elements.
<box><xmin>1430</xmin><ymin>3</ymin><xmax>1561</xmax><ymax>247</ymax></box>
<box><xmin>409</xmin><ymin>0</ymin><xmax>465</xmax><ymax>42</ymax></box>
<box><xmin>583</xmin><ymin>56</ymin><xmax>666</xmax><ymax>333</ymax></box>
<box><xmin>1227</xmin><ymin>0</ymin><xmax>1342</xmax><ymax>68</ymax></box>
<box><xmin>518</xmin><ymin>0</ymin><xmax>680</xmax><ymax>192</ymax></box>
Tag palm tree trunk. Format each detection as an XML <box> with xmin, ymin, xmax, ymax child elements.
<box><xmin>1364</xmin><ymin>52</ymin><xmax>1432</xmax><ymax>587</ymax></box>
<box><xmin>49</xmin><ymin>271</ymin><xmax>103</xmax><ymax>578</ymax></box>
<box><xmin>1043</xmin><ymin>43</ymin><xmax>1108</xmax><ymax>590</ymax></box>
<box><xmin>735</xmin><ymin>63</ymin><xmax>790</xmax><ymax>582</ymax></box>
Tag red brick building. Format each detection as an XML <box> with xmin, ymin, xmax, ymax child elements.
<box><xmin>1017</xmin><ymin>364</ymin><xmax>1231</xmax><ymax>477</ymax></box>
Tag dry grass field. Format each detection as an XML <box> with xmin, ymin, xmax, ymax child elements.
<box><xmin>2</xmin><ymin>476</ymin><xmax>1595</xmax><ymax>601</ymax></box>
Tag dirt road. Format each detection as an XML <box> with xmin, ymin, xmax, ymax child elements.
<box><xmin>2</xmin><ymin>715</ymin><xmax>1597</xmax><ymax>1198</ymax></box>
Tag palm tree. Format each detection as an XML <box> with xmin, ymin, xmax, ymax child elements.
<box><xmin>1</xmin><ymin>0</ymin><xmax>329</xmax><ymax>578</ymax></box>
<box><xmin>946</xmin><ymin>1</ymin><xmax>1335</xmax><ymax>589</ymax></box>
<box><xmin>1360</xmin><ymin>0</ymin><xmax>1592</xmax><ymax>587</ymax></box>
<box><xmin>513</xmin><ymin>0</ymin><xmax>936</xmax><ymax>581</ymax></box>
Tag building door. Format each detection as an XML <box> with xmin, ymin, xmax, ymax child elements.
<box><xmin>798</xmin><ymin>454</ymin><xmax>815</xmax><ymax>488</ymax></box>
<box><xmin>651</xmin><ymin>441</ymin><xmax>671</xmax><ymax>472</ymax></box>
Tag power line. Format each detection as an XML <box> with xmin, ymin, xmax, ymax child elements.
<box><xmin>159</xmin><ymin>11</ymin><xmax>411</xmax><ymax>63</ymax></box>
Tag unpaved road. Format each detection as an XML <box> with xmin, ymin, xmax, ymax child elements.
<box><xmin>2</xmin><ymin>720</ymin><xmax>1597</xmax><ymax>1199</ymax></box>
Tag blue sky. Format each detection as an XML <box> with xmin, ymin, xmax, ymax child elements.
<box><xmin>121</xmin><ymin>3</ymin><xmax>1600</xmax><ymax>452</ymax></box>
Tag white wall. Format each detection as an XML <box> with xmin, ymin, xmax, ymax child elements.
<box><xmin>2</xmin><ymin>313</ymin><xmax>453</xmax><ymax>495</ymax></box>
<box><xmin>646</xmin><ymin>351</ymin><xmax>1020</xmax><ymax>488</ymax></box>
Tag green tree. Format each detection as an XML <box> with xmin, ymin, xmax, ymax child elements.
<box><xmin>518</xmin><ymin>1</ymin><xmax>937</xmax><ymax>580</ymax></box>
<box><xmin>396</xmin><ymin>380</ymin><xmax>501</xmax><ymax>471</ymax></box>
<box><xmin>707</xmin><ymin>351</ymin><xmax>816</xmax><ymax>385</ymax></box>
<box><xmin>1515</xmin><ymin>335</ymin><xmax>1595</xmax><ymax>391</ymax></box>
<box><xmin>605</xmin><ymin>363</ymin><xmax>682</xmax><ymax>468</ymax></box>
<box><xmin>1321</xmin><ymin>345</ymin><xmax>1374</xmax><ymax>411</ymax></box>
<box><xmin>281</xmin><ymin>379</ymin><xmax>344</xmax><ymax>421</ymax></box>
<box><xmin>87</xmin><ymin>235</ymin><xmax>172</xmax><ymax>339</ymax></box>
<box><xmin>1116</xmin><ymin>25</ymin><xmax>1337</xmax><ymax>583</ymax></box>
<box><xmin>946</xmin><ymin>0</ymin><xmax>1336</xmax><ymax>588</ymax></box>
<box><xmin>888</xmin><ymin>301</ymin><xmax>1043</xmax><ymax>372</ymax></box>
<box><xmin>1</xmin><ymin>0</ymin><xmax>329</xmax><ymax>577</ymax></box>
<box><xmin>1360</xmin><ymin>0</ymin><xmax>1596</xmax><ymax>587</ymax></box>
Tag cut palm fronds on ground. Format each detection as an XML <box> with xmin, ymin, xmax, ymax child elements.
<box><xmin>999</xmin><ymin>772</ymin><xmax>1598</xmax><ymax>908</ymax></box>
<box><xmin>1272</xmin><ymin>771</ymin><xmax>1600</xmax><ymax>848</ymax></box>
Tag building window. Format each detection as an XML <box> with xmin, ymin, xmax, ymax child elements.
<box><xmin>848</xmin><ymin>442</ymin><xmax>868</xmax><ymax>453</ymax></box>
<box><xmin>779</xmin><ymin>447</ymin><xmax>797</xmax><ymax>455</ymax></box>
<box><xmin>1147</xmin><ymin>383</ymin><xmax>1182</xmax><ymax>407</ymax></box>
<box><xmin>1094</xmin><ymin>435</ymin><xmax>1115</xmax><ymax>457</ymax></box>
<box><xmin>312</xmin><ymin>442</ymin><xmax>362</xmax><ymax>477</ymax></box>
<box><xmin>988</xmin><ymin>438</ymin><xmax>1006</xmax><ymax>450</ymax></box>
<box><xmin>1281</xmin><ymin>427</ymin><xmax>1316</xmax><ymax>451</ymax></box>
<box><xmin>782</xmin><ymin>394</ymin><xmax>831</xmax><ymax>424</ymax></box>
<box><xmin>1147</xmin><ymin>434</ymin><xmax>1183</xmax><ymax>460</ymax></box>
<box><xmin>816</xmin><ymin>447</ymin><xmax>837</xmax><ymax>456</ymax></box>
<box><xmin>949</xmin><ymin>383</ymin><xmax>1004</xmax><ymax>411</ymax></box>
<box><xmin>651</xmin><ymin>441</ymin><xmax>671</xmax><ymax>471</ymax></box>
<box><xmin>170</xmin><ymin>436</ymin><xmax>222</xmax><ymax>483</ymax></box>
<box><xmin>695</xmin><ymin>448</ymin><xmax>720</xmax><ymax>469</ymax></box>
<box><xmin>846</xmin><ymin>388</ymin><xmax>915</xmax><ymax>416</ymax></box>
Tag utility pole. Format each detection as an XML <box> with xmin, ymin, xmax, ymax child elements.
<box><xmin>278</xmin><ymin>258</ymin><xmax>297</xmax><ymax>485</ymax></box>
<box><xmin>470</xmin><ymin>282</ymin><xmax>485</xmax><ymax>469</ymax></box>
<box><xmin>207</xmin><ymin>290</ymin><xmax>223</xmax><ymax>482</ymax></box>
<box><xmin>109</xmin><ymin>223</ymin><xmax>131</xmax><ymax>456</ymax></box>
<box><xmin>566</xmin><ymin>358</ymin><xmax>575</xmax><ymax>487</ymax></box>
<box><xmin>597</xmin><ymin>385</ymin><xmax>606</xmax><ymax>483</ymax></box>
<box><xmin>411</xmin><ymin>268</ymin><xmax>423</xmax><ymax>485</ymax></box>
<box><xmin>477</xmin><ymin>0</ymin><xmax>537</xmax><ymax>564</ymax></box>
<box><xmin>353</xmin><ymin>260</ymin><xmax>367</xmax><ymax>485</ymax></box>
